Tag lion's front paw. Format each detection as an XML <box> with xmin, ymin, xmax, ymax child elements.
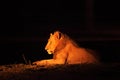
<box><xmin>32</xmin><ymin>61</ymin><xmax>40</xmax><ymax>65</ymax></box>
<box><xmin>32</xmin><ymin>60</ymin><xmax>47</xmax><ymax>65</ymax></box>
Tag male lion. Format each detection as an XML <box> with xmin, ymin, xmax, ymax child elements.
<box><xmin>33</xmin><ymin>31</ymin><xmax>99</xmax><ymax>65</ymax></box>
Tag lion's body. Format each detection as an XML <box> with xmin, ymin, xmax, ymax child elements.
<box><xmin>33</xmin><ymin>31</ymin><xmax>99</xmax><ymax>65</ymax></box>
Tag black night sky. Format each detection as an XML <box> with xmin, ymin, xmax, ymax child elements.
<box><xmin>0</xmin><ymin>0</ymin><xmax>120</xmax><ymax>65</ymax></box>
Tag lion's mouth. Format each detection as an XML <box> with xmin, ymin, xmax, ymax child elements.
<box><xmin>47</xmin><ymin>50</ymin><xmax>53</xmax><ymax>54</ymax></box>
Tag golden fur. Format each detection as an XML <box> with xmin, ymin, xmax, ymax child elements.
<box><xmin>33</xmin><ymin>31</ymin><xmax>99</xmax><ymax>65</ymax></box>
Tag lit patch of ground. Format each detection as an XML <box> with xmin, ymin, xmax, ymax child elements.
<box><xmin>0</xmin><ymin>63</ymin><xmax>120</xmax><ymax>80</ymax></box>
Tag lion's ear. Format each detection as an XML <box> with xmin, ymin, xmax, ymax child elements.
<box><xmin>58</xmin><ymin>32</ymin><xmax>62</xmax><ymax>39</ymax></box>
<box><xmin>54</xmin><ymin>31</ymin><xmax>62</xmax><ymax>39</ymax></box>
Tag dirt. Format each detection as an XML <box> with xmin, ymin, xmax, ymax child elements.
<box><xmin>0</xmin><ymin>63</ymin><xmax>120</xmax><ymax>80</ymax></box>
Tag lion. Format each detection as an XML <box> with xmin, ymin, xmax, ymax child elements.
<box><xmin>33</xmin><ymin>31</ymin><xmax>99</xmax><ymax>65</ymax></box>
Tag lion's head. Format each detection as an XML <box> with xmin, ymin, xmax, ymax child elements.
<box><xmin>45</xmin><ymin>31</ymin><xmax>63</xmax><ymax>54</ymax></box>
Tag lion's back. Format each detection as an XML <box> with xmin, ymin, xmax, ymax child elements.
<box><xmin>66</xmin><ymin>46</ymin><xmax>99</xmax><ymax>64</ymax></box>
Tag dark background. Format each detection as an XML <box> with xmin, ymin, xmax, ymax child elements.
<box><xmin>0</xmin><ymin>0</ymin><xmax>120</xmax><ymax>65</ymax></box>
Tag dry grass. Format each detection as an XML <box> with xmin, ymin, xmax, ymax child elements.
<box><xmin>0</xmin><ymin>63</ymin><xmax>120</xmax><ymax>80</ymax></box>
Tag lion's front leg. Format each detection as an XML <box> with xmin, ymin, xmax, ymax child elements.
<box><xmin>33</xmin><ymin>60</ymin><xmax>47</xmax><ymax>65</ymax></box>
<box><xmin>33</xmin><ymin>59</ymin><xmax>65</xmax><ymax>65</ymax></box>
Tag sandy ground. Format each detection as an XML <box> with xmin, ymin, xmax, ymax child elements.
<box><xmin>0</xmin><ymin>63</ymin><xmax>120</xmax><ymax>80</ymax></box>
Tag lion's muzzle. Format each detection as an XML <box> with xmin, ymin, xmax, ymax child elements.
<box><xmin>45</xmin><ymin>49</ymin><xmax>53</xmax><ymax>54</ymax></box>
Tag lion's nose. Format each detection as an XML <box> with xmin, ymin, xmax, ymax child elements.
<box><xmin>45</xmin><ymin>47</ymin><xmax>47</xmax><ymax>50</ymax></box>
